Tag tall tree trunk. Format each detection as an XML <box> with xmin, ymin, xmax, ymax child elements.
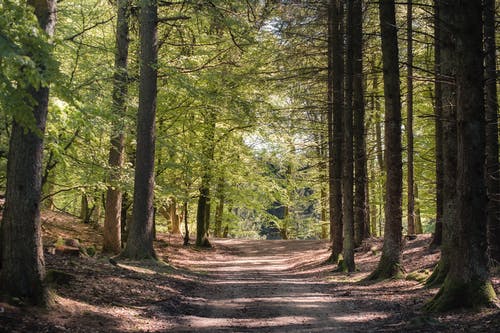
<box><xmin>426</xmin><ymin>0</ymin><xmax>498</xmax><ymax>311</ymax></box>
<box><xmin>327</xmin><ymin>0</ymin><xmax>344</xmax><ymax>263</ymax></box>
<box><xmin>427</xmin><ymin>0</ymin><xmax>457</xmax><ymax>286</ymax></box>
<box><xmin>0</xmin><ymin>0</ymin><xmax>56</xmax><ymax>305</ymax></box>
<box><xmin>121</xmin><ymin>0</ymin><xmax>157</xmax><ymax>260</ymax></box>
<box><xmin>103</xmin><ymin>0</ymin><xmax>130</xmax><ymax>254</ymax></box>
<box><xmin>352</xmin><ymin>0</ymin><xmax>366</xmax><ymax>247</ymax></box>
<box><xmin>196</xmin><ymin>110</ymin><xmax>216</xmax><ymax>247</ymax></box>
<box><xmin>484</xmin><ymin>0</ymin><xmax>500</xmax><ymax>265</ymax></box>
<box><xmin>406</xmin><ymin>0</ymin><xmax>415</xmax><ymax>236</ymax></box>
<box><xmin>430</xmin><ymin>1</ymin><xmax>444</xmax><ymax>248</ymax></box>
<box><xmin>414</xmin><ymin>183</ymin><xmax>423</xmax><ymax>234</ymax></box>
<box><xmin>341</xmin><ymin>0</ymin><xmax>355</xmax><ymax>272</ymax></box>
<box><xmin>183</xmin><ymin>201</ymin><xmax>189</xmax><ymax>245</ymax></box>
<box><xmin>368</xmin><ymin>0</ymin><xmax>403</xmax><ymax>280</ymax></box>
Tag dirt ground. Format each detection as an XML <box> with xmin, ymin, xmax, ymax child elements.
<box><xmin>0</xmin><ymin>212</ymin><xmax>499</xmax><ymax>332</ymax></box>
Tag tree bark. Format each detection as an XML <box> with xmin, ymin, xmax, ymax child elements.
<box><xmin>327</xmin><ymin>0</ymin><xmax>344</xmax><ymax>263</ymax></box>
<box><xmin>121</xmin><ymin>0</ymin><xmax>157</xmax><ymax>260</ymax></box>
<box><xmin>484</xmin><ymin>0</ymin><xmax>500</xmax><ymax>265</ymax></box>
<box><xmin>406</xmin><ymin>0</ymin><xmax>415</xmax><ymax>236</ymax></box>
<box><xmin>368</xmin><ymin>0</ymin><xmax>403</xmax><ymax>280</ymax></box>
<box><xmin>103</xmin><ymin>0</ymin><xmax>130</xmax><ymax>254</ymax></box>
<box><xmin>341</xmin><ymin>0</ymin><xmax>355</xmax><ymax>272</ymax></box>
<box><xmin>352</xmin><ymin>0</ymin><xmax>366</xmax><ymax>247</ymax></box>
<box><xmin>0</xmin><ymin>0</ymin><xmax>56</xmax><ymax>305</ymax></box>
<box><xmin>426</xmin><ymin>0</ymin><xmax>498</xmax><ymax>311</ymax></box>
<box><xmin>214</xmin><ymin>178</ymin><xmax>225</xmax><ymax>238</ymax></box>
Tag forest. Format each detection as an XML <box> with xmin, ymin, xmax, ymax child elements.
<box><xmin>0</xmin><ymin>0</ymin><xmax>499</xmax><ymax>331</ymax></box>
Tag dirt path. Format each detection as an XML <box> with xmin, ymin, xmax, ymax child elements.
<box><xmin>163</xmin><ymin>239</ymin><xmax>377</xmax><ymax>332</ymax></box>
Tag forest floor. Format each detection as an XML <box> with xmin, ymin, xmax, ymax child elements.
<box><xmin>0</xmin><ymin>211</ymin><xmax>499</xmax><ymax>332</ymax></box>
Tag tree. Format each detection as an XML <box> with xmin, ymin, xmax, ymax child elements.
<box><xmin>120</xmin><ymin>0</ymin><xmax>157</xmax><ymax>260</ymax></box>
<box><xmin>327</xmin><ymin>0</ymin><xmax>344</xmax><ymax>263</ymax></box>
<box><xmin>103</xmin><ymin>0</ymin><xmax>130</xmax><ymax>254</ymax></box>
<box><xmin>0</xmin><ymin>0</ymin><xmax>56</xmax><ymax>305</ymax></box>
<box><xmin>426</xmin><ymin>0</ymin><xmax>498</xmax><ymax>311</ymax></box>
<box><xmin>484</xmin><ymin>0</ymin><xmax>499</xmax><ymax>265</ymax></box>
<box><xmin>352</xmin><ymin>0</ymin><xmax>367</xmax><ymax>246</ymax></box>
<box><xmin>367</xmin><ymin>0</ymin><xmax>403</xmax><ymax>280</ymax></box>
<box><xmin>406</xmin><ymin>0</ymin><xmax>415</xmax><ymax>236</ymax></box>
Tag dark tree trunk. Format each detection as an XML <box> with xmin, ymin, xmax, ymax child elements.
<box><xmin>183</xmin><ymin>201</ymin><xmax>189</xmax><ymax>246</ymax></box>
<box><xmin>430</xmin><ymin>1</ymin><xmax>444</xmax><ymax>248</ymax></box>
<box><xmin>0</xmin><ymin>0</ymin><xmax>56</xmax><ymax>306</ymax></box>
<box><xmin>406</xmin><ymin>0</ymin><xmax>415</xmax><ymax>236</ymax></box>
<box><xmin>426</xmin><ymin>0</ymin><xmax>497</xmax><ymax>311</ymax></box>
<box><xmin>103</xmin><ymin>0</ymin><xmax>130</xmax><ymax>254</ymax></box>
<box><xmin>427</xmin><ymin>0</ymin><xmax>456</xmax><ymax>286</ymax></box>
<box><xmin>484</xmin><ymin>0</ymin><xmax>500</xmax><ymax>265</ymax></box>
<box><xmin>121</xmin><ymin>0</ymin><xmax>157</xmax><ymax>260</ymax></box>
<box><xmin>352</xmin><ymin>0</ymin><xmax>366</xmax><ymax>247</ymax></box>
<box><xmin>368</xmin><ymin>0</ymin><xmax>403</xmax><ymax>280</ymax></box>
<box><xmin>341</xmin><ymin>0</ymin><xmax>355</xmax><ymax>272</ymax></box>
<box><xmin>327</xmin><ymin>0</ymin><xmax>344</xmax><ymax>263</ymax></box>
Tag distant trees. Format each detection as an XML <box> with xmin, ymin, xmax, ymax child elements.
<box><xmin>0</xmin><ymin>0</ymin><xmax>57</xmax><ymax>305</ymax></box>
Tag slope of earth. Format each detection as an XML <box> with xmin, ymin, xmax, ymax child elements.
<box><xmin>0</xmin><ymin>211</ymin><xmax>499</xmax><ymax>332</ymax></box>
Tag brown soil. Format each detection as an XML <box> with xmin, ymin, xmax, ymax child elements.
<box><xmin>0</xmin><ymin>212</ymin><xmax>499</xmax><ymax>332</ymax></box>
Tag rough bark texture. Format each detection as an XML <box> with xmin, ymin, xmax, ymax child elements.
<box><xmin>428</xmin><ymin>0</ymin><xmax>456</xmax><ymax>285</ymax></box>
<box><xmin>327</xmin><ymin>0</ymin><xmax>344</xmax><ymax>263</ymax></box>
<box><xmin>103</xmin><ymin>0</ymin><xmax>130</xmax><ymax>254</ymax></box>
<box><xmin>0</xmin><ymin>0</ymin><xmax>56</xmax><ymax>305</ymax></box>
<box><xmin>368</xmin><ymin>0</ymin><xmax>403</xmax><ymax>280</ymax></box>
<box><xmin>426</xmin><ymin>0</ymin><xmax>498</xmax><ymax>311</ymax></box>
<box><xmin>406</xmin><ymin>0</ymin><xmax>415</xmax><ymax>236</ymax></box>
<box><xmin>121</xmin><ymin>0</ymin><xmax>157</xmax><ymax>260</ymax></box>
<box><xmin>352</xmin><ymin>0</ymin><xmax>366</xmax><ymax>247</ymax></box>
<box><xmin>341</xmin><ymin>0</ymin><xmax>355</xmax><ymax>272</ymax></box>
<box><xmin>484</xmin><ymin>0</ymin><xmax>500</xmax><ymax>265</ymax></box>
<box><xmin>170</xmin><ymin>198</ymin><xmax>181</xmax><ymax>234</ymax></box>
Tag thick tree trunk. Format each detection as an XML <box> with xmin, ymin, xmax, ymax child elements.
<box><xmin>103</xmin><ymin>0</ymin><xmax>130</xmax><ymax>254</ymax></box>
<box><xmin>406</xmin><ymin>0</ymin><xmax>415</xmax><ymax>236</ymax></box>
<box><xmin>484</xmin><ymin>0</ymin><xmax>500</xmax><ymax>265</ymax></box>
<box><xmin>368</xmin><ymin>0</ymin><xmax>403</xmax><ymax>280</ymax></box>
<box><xmin>0</xmin><ymin>0</ymin><xmax>56</xmax><ymax>306</ymax></box>
<box><xmin>121</xmin><ymin>0</ymin><xmax>157</xmax><ymax>260</ymax></box>
<box><xmin>352</xmin><ymin>0</ymin><xmax>366</xmax><ymax>247</ymax></box>
<box><xmin>169</xmin><ymin>198</ymin><xmax>181</xmax><ymax>234</ymax></box>
<box><xmin>327</xmin><ymin>0</ymin><xmax>344</xmax><ymax>263</ymax></box>
<box><xmin>426</xmin><ymin>1</ymin><xmax>498</xmax><ymax>311</ymax></box>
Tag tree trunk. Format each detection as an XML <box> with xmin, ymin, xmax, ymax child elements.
<box><xmin>484</xmin><ymin>0</ymin><xmax>500</xmax><ymax>265</ymax></box>
<box><xmin>430</xmin><ymin>1</ymin><xmax>444</xmax><ymax>248</ymax></box>
<box><xmin>427</xmin><ymin>0</ymin><xmax>457</xmax><ymax>286</ymax></box>
<box><xmin>426</xmin><ymin>1</ymin><xmax>498</xmax><ymax>311</ymax></box>
<box><xmin>341</xmin><ymin>0</ymin><xmax>355</xmax><ymax>272</ymax></box>
<box><xmin>327</xmin><ymin>0</ymin><xmax>344</xmax><ymax>263</ymax></box>
<box><xmin>368</xmin><ymin>0</ymin><xmax>403</xmax><ymax>280</ymax></box>
<box><xmin>103</xmin><ymin>0</ymin><xmax>130</xmax><ymax>254</ymax></box>
<box><xmin>0</xmin><ymin>0</ymin><xmax>56</xmax><ymax>306</ymax></box>
<box><xmin>406</xmin><ymin>0</ymin><xmax>415</xmax><ymax>236</ymax></box>
<box><xmin>352</xmin><ymin>0</ymin><xmax>366</xmax><ymax>247</ymax></box>
<box><xmin>196</xmin><ymin>110</ymin><xmax>216</xmax><ymax>247</ymax></box>
<box><xmin>414</xmin><ymin>183</ymin><xmax>423</xmax><ymax>234</ymax></box>
<box><xmin>121</xmin><ymin>0</ymin><xmax>157</xmax><ymax>260</ymax></box>
<box><xmin>183</xmin><ymin>201</ymin><xmax>189</xmax><ymax>246</ymax></box>
<box><xmin>169</xmin><ymin>197</ymin><xmax>181</xmax><ymax>234</ymax></box>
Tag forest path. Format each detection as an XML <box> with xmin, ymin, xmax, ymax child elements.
<box><xmin>162</xmin><ymin>239</ymin><xmax>364</xmax><ymax>332</ymax></box>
